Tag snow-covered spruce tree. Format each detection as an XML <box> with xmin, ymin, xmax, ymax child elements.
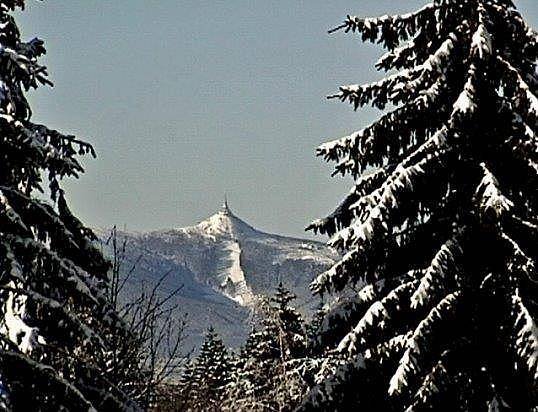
<box><xmin>179</xmin><ymin>327</ymin><xmax>232</xmax><ymax>411</ymax></box>
<box><xmin>266</xmin><ymin>282</ymin><xmax>307</xmax><ymax>361</ymax></box>
<box><xmin>222</xmin><ymin>328</ymin><xmax>269</xmax><ymax>411</ymax></box>
<box><xmin>0</xmin><ymin>1</ymin><xmax>135</xmax><ymax>410</ymax></box>
<box><xmin>302</xmin><ymin>0</ymin><xmax>537</xmax><ymax>411</ymax></box>
<box><xmin>265</xmin><ymin>284</ymin><xmax>310</xmax><ymax>410</ymax></box>
<box><xmin>223</xmin><ymin>283</ymin><xmax>308</xmax><ymax>411</ymax></box>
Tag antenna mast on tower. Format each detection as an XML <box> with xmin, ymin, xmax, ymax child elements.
<box><xmin>222</xmin><ymin>193</ymin><xmax>230</xmax><ymax>213</ymax></box>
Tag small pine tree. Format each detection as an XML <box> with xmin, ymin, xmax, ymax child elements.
<box><xmin>179</xmin><ymin>327</ymin><xmax>232</xmax><ymax>411</ymax></box>
<box><xmin>0</xmin><ymin>1</ymin><xmax>134</xmax><ymax>409</ymax></box>
<box><xmin>303</xmin><ymin>1</ymin><xmax>537</xmax><ymax>411</ymax></box>
<box><xmin>305</xmin><ymin>303</ymin><xmax>326</xmax><ymax>355</ymax></box>
<box><xmin>270</xmin><ymin>283</ymin><xmax>307</xmax><ymax>361</ymax></box>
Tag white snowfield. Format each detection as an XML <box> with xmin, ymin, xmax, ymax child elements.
<box><xmin>220</xmin><ymin>239</ymin><xmax>253</xmax><ymax>305</ymax></box>
<box><xmin>97</xmin><ymin>202</ymin><xmax>338</xmax><ymax>349</ymax></box>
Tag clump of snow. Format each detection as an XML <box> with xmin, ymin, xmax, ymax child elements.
<box><xmin>0</xmin><ymin>282</ymin><xmax>45</xmax><ymax>354</ymax></box>
<box><xmin>476</xmin><ymin>163</ymin><xmax>513</xmax><ymax>219</ymax></box>
<box><xmin>452</xmin><ymin>77</ymin><xmax>477</xmax><ymax>115</ymax></box>
<box><xmin>471</xmin><ymin>24</ymin><xmax>492</xmax><ymax>59</ymax></box>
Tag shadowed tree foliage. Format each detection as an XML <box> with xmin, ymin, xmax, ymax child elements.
<box><xmin>302</xmin><ymin>0</ymin><xmax>537</xmax><ymax>410</ymax></box>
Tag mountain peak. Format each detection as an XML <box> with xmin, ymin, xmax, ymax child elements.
<box><xmin>182</xmin><ymin>203</ymin><xmax>259</xmax><ymax>240</ymax></box>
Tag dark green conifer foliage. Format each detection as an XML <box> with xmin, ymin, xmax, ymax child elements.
<box><xmin>302</xmin><ymin>0</ymin><xmax>538</xmax><ymax>410</ymax></box>
<box><xmin>0</xmin><ymin>1</ymin><xmax>134</xmax><ymax>409</ymax></box>
<box><xmin>179</xmin><ymin>327</ymin><xmax>231</xmax><ymax>411</ymax></box>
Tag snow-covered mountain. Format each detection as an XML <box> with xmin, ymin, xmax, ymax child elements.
<box><xmin>97</xmin><ymin>201</ymin><xmax>337</xmax><ymax>350</ymax></box>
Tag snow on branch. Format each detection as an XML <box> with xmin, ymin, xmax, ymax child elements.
<box><xmin>452</xmin><ymin>68</ymin><xmax>478</xmax><ymax>117</ymax></box>
<box><xmin>329</xmin><ymin>148</ymin><xmax>445</xmax><ymax>251</ymax></box>
<box><xmin>337</xmin><ymin>280</ymin><xmax>418</xmax><ymax>355</ymax></box>
<box><xmin>337</xmin><ymin>303</ymin><xmax>387</xmax><ymax>354</ymax></box>
<box><xmin>5</xmin><ymin>234</ymin><xmax>104</xmax><ymax>308</ymax></box>
<box><xmin>307</xmin><ymin>330</ymin><xmax>421</xmax><ymax>408</ymax></box>
<box><xmin>0</xmin><ymin>281</ymin><xmax>43</xmax><ymax>354</ymax></box>
<box><xmin>329</xmin><ymin>4</ymin><xmax>436</xmax><ymax>50</ymax></box>
<box><xmin>0</xmin><ymin>284</ymin><xmax>106</xmax><ymax>350</ymax></box>
<box><xmin>377</xmin><ymin>38</ymin><xmax>419</xmax><ymax>72</ymax></box>
<box><xmin>1</xmin><ymin>123</ymin><xmax>95</xmax><ymax>197</ymax></box>
<box><xmin>320</xmin><ymin>76</ymin><xmax>449</xmax><ymax>177</ymax></box>
<box><xmin>312</xmin><ymin>126</ymin><xmax>452</xmax><ymax>294</ymax></box>
<box><xmin>315</xmin><ymin>283</ymin><xmax>381</xmax><ymax>343</ymax></box>
<box><xmin>310</xmin><ymin>247</ymin><xmax>359</xmax><ymax>295</ymax></box>
<box><xmin>374</xmin><ymin>16</ymin><xmax>468</xmax><ymax>72</ymax></box>
<box><xmin>471</xmin><ymin>23</ymin><xmax>492</xmax><ymax>60</ymax></box>
<box><xmin>497</xmin><ymin>56</ymin><xmax>538</xmax><ymax>129</ymax></box>
<box><xmin>0</xmin><ymin>186</ymin><xmax>80</xmax><ymax>247</ymax></box>
<box><xmin>475</xmin><ymin>163</ymin><xmax>514</xmax><ymax>221</ymax></box>
<box><xmin>332</xmin><ymin>33</ymin><xmax>458</xmax><ymax>111</ymax></box>
<box><xmin>303</xmin><ymin>354</ymin><xmax>366</xmax><ymax>408</ymax></box>
<box><xmin>363</xmin><ymin>332</ymin><xmax>410</xmax><ymax>364</ymax></box>
<box><xmin>410</xmin><ymin>229</ymin><xmax>464</xmax><ymax>309</ymax></box>
<box><xmin>406</xmin><ymin>349</ymin><xmax>452</xmax><ymax>411</ymax></box>
<box><xmin>512</xmin><ymin>291</ymin><xmax>538</xmax><ymax>382</ymax></box>
<box><xmin>501</xmin><ymin>232</ymin><xmax>536</xmax><ymax>282</ymax></box>
<box><xmin>316</xmin><ymin>133</ymin><xmax>354</xmax><ymax>164</ymax></box>
<box><xmin>332</xmin><ymin>69</ymin><xmax>414</xmax><ymax>110</ymax></box>
<box><xmin>0</xmin><ymin>43</ymin><xmax>51</xmax><ymax>90</ymax></box>
<box><xmin>321</xmin><ymin>48</ymin><xmax>480</xmax><ymax>178</ymax></box>
<box><xmin>307</xmin><ymin>168</ymin><xmax>389</xmax><ymax>236</ymax></box>
<box><xmin>388</xmin><ymin>291</ymin><xmax>460</xmax><ymax>396</ymax></box>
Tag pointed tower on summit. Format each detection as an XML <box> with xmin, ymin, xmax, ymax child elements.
<box><xmin>186</xmin><ymin>195</ymin><xmax>261</xmax><ymax>240</ymax></box>
<box><xmin>222</xmin><ymin>193</ymin><xmax>231</xmax><ymax>215</ymax></box>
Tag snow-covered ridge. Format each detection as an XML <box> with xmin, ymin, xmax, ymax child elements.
<box><xmin>177</xmin><ymin>200</ymin><xmax>260</xmax><ymax>240</ymax></box>
<box><xmin>98</xmin><ymin>202</ymin><xmax>338</xmax><ymax>348</ymax></box>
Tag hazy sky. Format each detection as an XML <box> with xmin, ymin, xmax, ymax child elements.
<box><xmin>17</xmin><ymin>1</ymin><xmax>538</xmax><ymax>239</ymax></box>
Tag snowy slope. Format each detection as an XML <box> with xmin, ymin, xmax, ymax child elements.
<box><xmin>97</xmin><ymin>202</ymin><xmax>337</xmax><ymax>349</ymax></box>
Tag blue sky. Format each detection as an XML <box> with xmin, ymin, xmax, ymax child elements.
<box><xmin>17</xmin><ymin>1</ymin><xmax>538</xmax><ymax>238</ymax></box>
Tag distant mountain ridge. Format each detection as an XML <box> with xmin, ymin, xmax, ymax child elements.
<box><xmin>97</xmin><ymin>202</ymin><xmax>337</xmax><ymax>349</ymax></box>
